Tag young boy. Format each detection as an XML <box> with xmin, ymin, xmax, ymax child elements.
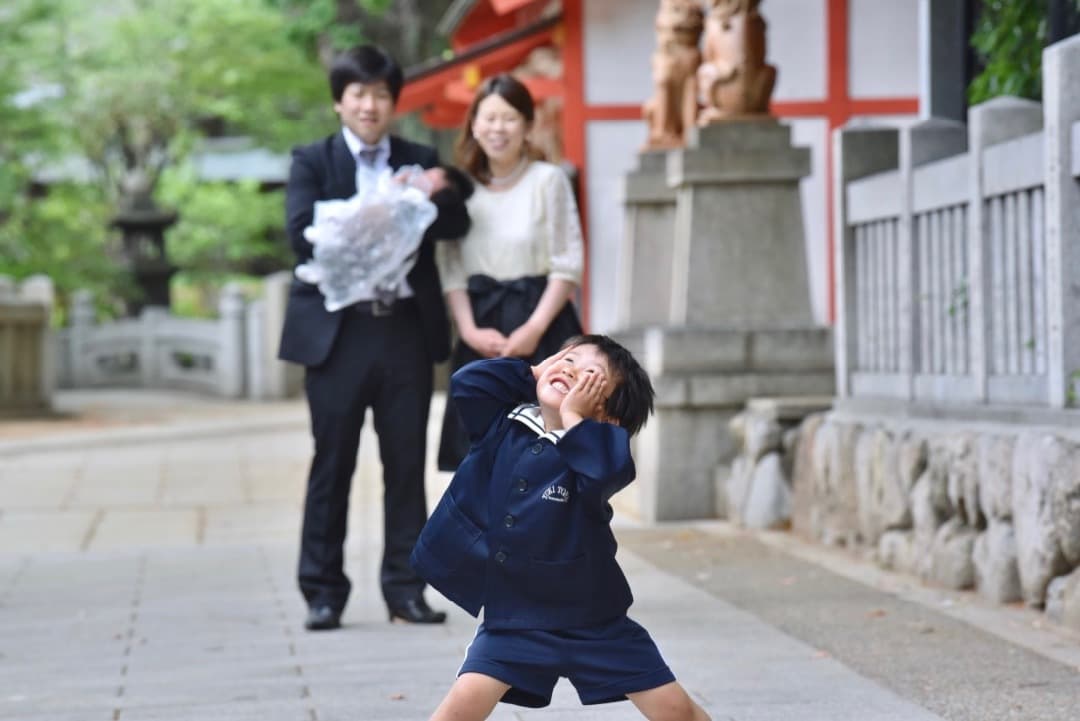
<box><xmin>411</xmin><ymin>335</ymin><xmax>711</xmax><ymax>721</ymax></box>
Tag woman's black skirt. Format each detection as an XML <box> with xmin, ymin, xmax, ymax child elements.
<box><xmin>436</xmin><ymin>274</ymin><xmax>583</xmax><ymax>471</ymax></box>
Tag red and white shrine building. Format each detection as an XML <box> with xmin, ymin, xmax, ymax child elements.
<box><xmin>398</xmin><ymin>0</ymin><xmax>928</xmax><ymax>331</ymax></box>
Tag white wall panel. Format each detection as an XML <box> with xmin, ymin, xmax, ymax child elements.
<box><xmin>584</xmin><ymin>0</ymin><xmax>655</xmax><ymax>106</ymax></box>
<box><xmin>849</xmin><ymin>0</ymin><xmax>920</xmax><ymax>98</ymax></box>
<box><xmin>766</xmin><ymin>0</ymin><xmax>827</xmax><ymax>101</ymax></box>
<box><xmin>585</xmin><ymin>120</ymin><xmax>647</xmax><ymax>333</ymax></box>
<box><xmin>789</xmin><ymin>117</ymin><xmax>829</xmax><ymax>324</ymax></box>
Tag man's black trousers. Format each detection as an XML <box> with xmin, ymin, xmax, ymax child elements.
<box><xmin>298</xmin><ymin>301</ymin><xmax>432</xmax><ymax>612</ymax></box>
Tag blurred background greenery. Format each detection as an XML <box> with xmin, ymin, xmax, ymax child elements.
<box><xmin>0</xmin><ymin>0</ymin><xmax>454</xmax><ymax>322</ymax></box>
<box><xmin>1</xmin><ymin>0</ymin><xmax>1074</xmax><ymax>323</ymax></box>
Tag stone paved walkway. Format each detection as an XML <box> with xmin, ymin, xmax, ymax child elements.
<box><xmin>1</xmin><ymin>391</ymin><xmax>1078</xmax><ymax>720</ymax></box>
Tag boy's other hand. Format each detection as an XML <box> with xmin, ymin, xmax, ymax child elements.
<box><xmin>560</xmin><ymin>372</ymin><xmax>607</xmax><ymax>429</ymax></box>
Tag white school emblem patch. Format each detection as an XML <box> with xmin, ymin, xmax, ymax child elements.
<box><xmin>541</xmin><ymin>484</ymin><xmax>570</xmax><ymax>503</ymax></box>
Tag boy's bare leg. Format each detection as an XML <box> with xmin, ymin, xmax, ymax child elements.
<box><xmin>628</xmin><ymin>681</ymin><xmax>711</xmax><ymax>721</ymax></box>
<box><xmin>429</xmin><ymin>672</ymin><xmax>511</xmax><ymax>721</ymax></box>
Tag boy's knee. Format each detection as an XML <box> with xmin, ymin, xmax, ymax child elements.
<box><xmin>630</xmin><ymin>683</ymin><xmax>710</xmax><ymax>721</ymax></box>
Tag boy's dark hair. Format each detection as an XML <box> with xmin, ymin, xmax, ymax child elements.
<box><xmin>428</xmin><ymin>164</ymin><xmax>474</xmax><ymax>240</ymax></box>
<box><xmin>562</xmin><ymin>334</ymin><xmax>655</xmax><ymax>437</ymax></box>
<box><xmin>329</xmin><ymin>45</ymin><xmax>403</xmax><ymax>102</ymax></box>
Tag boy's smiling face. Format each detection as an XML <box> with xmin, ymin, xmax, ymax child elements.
<box><xmin>535</xmin><ymin>344</ymin><xmax>614</xmax><ymax>422</ymax></box>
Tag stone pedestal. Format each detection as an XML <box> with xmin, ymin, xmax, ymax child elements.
<box><xmin>667</xmin><ymin>120</ymin><xmax>813</xmax><ymax>327</ymax></box>
<box><xmin>613</xmin><ymin>120</ymin><xmax>833</xmax><ymax>523</ymax></box>
<box><xmin>618</xmin><ymin>151</ymin><xmax>676</xmax><ymax>328</ymax></box>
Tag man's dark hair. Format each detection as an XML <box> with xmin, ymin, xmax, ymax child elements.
<box><xmin>329</xmin><ymin>45</ymin><xmax>404</xmax><ymax>102</ymax></box>
<box><xmin>428</xmin><ymin>165</ymin><xmax>475</xmax><ymax>240</ymax></box>
<box><xmin>562</xmin><ymin>334</ymin><xmax>655</xmax><ymax>437</ymax></box>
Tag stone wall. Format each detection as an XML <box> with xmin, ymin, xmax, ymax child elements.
<box><xmin>791</xmin><ymin>407</ymin><xmax>1080</xmax><ymax>631</ymax></box>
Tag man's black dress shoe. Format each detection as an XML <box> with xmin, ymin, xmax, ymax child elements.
<box><xmin>304</xmin><ymin>605</ymin><xmax>342</xmax><ymax>631</ymax></box>
<box><xmin>388</xmin><ymin>597</ymin><xmax>447</xmax><ymax>624</ymax></box>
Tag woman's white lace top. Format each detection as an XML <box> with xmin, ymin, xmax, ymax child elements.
<box><xmin>436</xmin><ymin>161</ymin><xmax>584</xmax><ymax>292</ymax></box>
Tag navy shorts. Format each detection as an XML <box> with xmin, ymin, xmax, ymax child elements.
<box><xmin>458</xmin><ymin>616</ymin><xmax>676</xmax><ymax>708</ymax></box>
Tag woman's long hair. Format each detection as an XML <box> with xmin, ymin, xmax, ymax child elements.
<box><xmin>454</xmin><ymin>73</ymin><xmax>545</xmax><ymax>185</ymax></box>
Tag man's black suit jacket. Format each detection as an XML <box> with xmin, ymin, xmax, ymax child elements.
<box><xmin>277</xmin><ymin>132</ymin><xmax>452</xmax><ymax>368</ymax></box>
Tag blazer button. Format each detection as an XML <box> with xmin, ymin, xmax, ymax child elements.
<box><xmin>530</xmin><ymin>443</ymin><xmax>543</xmax><ymax>455</ymax></box>
<box><xmin>503</xmin><ymin>514</ymin><xmax>515</xmax><ymax>528</ymax></box>
<box><xmin>517</xmin><ymin>479</ymin><xmax>528</xmax><ymax>492</ymax></box>
<box><xmin>495</xmin><ymin>551</ymin><xmax>507</xmax><ymax>563</ymax></box>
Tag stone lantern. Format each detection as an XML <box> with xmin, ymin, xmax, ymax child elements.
<box><xmin>110</xmin><ymin>189</ymin><xmax>177</xmax><ymax>315</ymax></box>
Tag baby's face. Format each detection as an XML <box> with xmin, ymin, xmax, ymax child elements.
<box><xmin>422</xmin><ymin>167</ymin><xmax>448</xmax><ymax>196</ymax></box>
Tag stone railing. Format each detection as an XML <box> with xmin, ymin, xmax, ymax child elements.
<box><xmin>55</xmin><ymin>271</ymin><xmax>301</xmax><ymax>399</ymax></box>
<box><xmin>833</xmin><ymin>41</ymin><xmax>1080</xmax><ymax>410</ymax></box>
<box><xmin>793</xmin><ymin>37</ymin><xmax>1080</xmax><ymax>631</ymax></box>
<box><xmin>0</xmin><ymin>275</ymin><xmax>55</xmax><ymax>415</ymax></box>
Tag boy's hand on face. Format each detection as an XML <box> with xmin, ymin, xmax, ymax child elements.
<box><xmin>531</xmin><ymin>346</ymin><xmax>571</xmax><ymax>382</ymax></box>
<box><xmin>559</xmin><ymin>372</ymin><xmax>607</xmax><ymax>429</ymax></box>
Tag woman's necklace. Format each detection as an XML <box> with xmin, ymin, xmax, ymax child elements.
<box><xmin>487</xmin><ymin>156</ymin><xmax>528</xmax><ymax>189</ymax></box>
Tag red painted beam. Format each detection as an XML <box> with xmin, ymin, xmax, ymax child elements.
<box><xmin>491</xmin><ymin>0</ymin><xmax>548</xmax><ymax>14</ymax></box>
<box><xmin>560</xmin><ymin>0</ymin><xmax>589</xmax><ymax>330</ymax></box>
<box><xmin>398</xmin><ymin>27</ymin><xmax>555</xmax><ymax>114</ymax></box>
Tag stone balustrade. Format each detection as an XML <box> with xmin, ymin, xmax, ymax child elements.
<box><xmin>792</xmin><ymin>36</ymin><xmax>1080</xmax><ymax>631</ymax></box>
<box><xmin>54</xmin><ymin>271</ymin><xmax>301</xmax><ymax>400</ymax></box>
<box><xmin>833</xmin><ymin>38</ymin><xmax>1080</xmax><ymax>410</ymax></box>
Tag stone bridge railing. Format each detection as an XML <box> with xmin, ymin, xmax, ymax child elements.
<box><xmin>55</xmin><ymin>271</ymin><xmax>301</xmax><ymax>400</ymax></box>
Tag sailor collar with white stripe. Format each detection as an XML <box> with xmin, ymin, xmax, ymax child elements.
<box><xmin>508</xmin><ymin>403</ymin><xmax>565</xmax><ymax>444</ymax></box>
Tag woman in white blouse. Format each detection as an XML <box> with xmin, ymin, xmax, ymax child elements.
<box><xmin>436</xmin><ymin>73</ymin><xmax>585</xmax><ymax>470</ymax></box>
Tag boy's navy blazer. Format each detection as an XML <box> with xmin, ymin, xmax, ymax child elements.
<box><xmin>410</xmin><ymin>358</ymin><xmax>635</xmax><ymax>630</ymax></box>
<box><xmin>277</xmin><ymin>131</ymin><xmax>452</xmax><ymax>367</ymax></box>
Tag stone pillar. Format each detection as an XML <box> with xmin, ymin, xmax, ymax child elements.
<box><xmin>612</xmin><ymin>120</ymin><xmax>836</xmax><ymax>523</ymax></box>
<box><xmin>0</xmin><ymin>275</ymin><xmax>54</xmax><ymax>415</ymax></box>
<box><xmin>20</xmin><ymin>276</ymin><xmax>56</xmax><ymax>404</ymax></box>
<box><xmin>245</xmin><ymin>298</ymin><xmax>267</xmax><ymax>400</ymax></box>
<box><xmin>218</xmin><ymin>282</ymin><xmax>246</xmax><ymax>399</ymax></box>
<box><xmin>898</xmin><ymin>119</ymin><xmax>969</xmax><ymax>396</ymax></box>
<box><xmin>256</xmin><ymin>271</ymin><xmax>302</xmax><ymax>399</ymax></box>
<box><xmin>666</xmin><ymin>121</ymin><xmax>813</xmax><ymax>327</ymax></box>
<box><xmin>617</xmin><ymin>151</ymin><xmax>677</xmax><ymax>328</ymax></box>
<box><xmin>966</xmin><ymin>98</ymin><xmax>1043</xmax><ymax>401</ymax></box>
<box><xmin>832</xmin><ymin>125</ymin><xmax>900</xmax><ymax>397</ymax></box>
<box><xmin>69</xmin><ymin>290</ymin><xmax>95</xmax><ymax>388</ymax></box>
<box><xmin>139</xmin><ymin>306</ymin><xmax>168</xmax><ymax>388</ymax></box>
<box><xmin>1042</xmin><ymin>35</ymin><xmax>1080</xmax><ymax>407</ymax></box>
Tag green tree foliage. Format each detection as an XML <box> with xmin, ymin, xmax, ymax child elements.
<box><xmin>266</xmin><ymin>0</ymin><xmax>394</xmax><ymax>56</ymax></box>
<box><xmin>0</xmin><ymin>0</ymin><xmax>120</xmax><ymax>319</ymax></box>
<box><xmin>0</xmin><ymin>1</ymin><xmax>54</xmax><ymax>209</ymax></box>
<box><xmin>969</xmin><ymin>0</ymin><xmax>1048</xmax><ymax>104</ymax></box>
<box><xmin>3</xmin><ymin>0</ymin><xmax>456</xmax><ymax>318</ymax></box>
<box><xmin>1</xmin><ymin>0</ymin><xmax>335</xmax><ymax>316</ymax></box>
<box><xmin>38</xmin><ymin>0</ymin><xmax>332</xmax><ymax>203</ymax></box>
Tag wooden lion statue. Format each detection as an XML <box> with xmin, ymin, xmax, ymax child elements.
<box><xmin>697</xmin><ymin>0</ymin><xmax>777</xmax><ymax>124</ymax></box>
<box><xmin>642</xmin><ymin>0</ymin><xmax>705</xmax><ymax>149</ymax></box>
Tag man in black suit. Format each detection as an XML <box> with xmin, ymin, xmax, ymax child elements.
<box><xmin>279</xmin><ymin>45</ymin><xmax>459</xmax><ymax>631</ymax></box>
